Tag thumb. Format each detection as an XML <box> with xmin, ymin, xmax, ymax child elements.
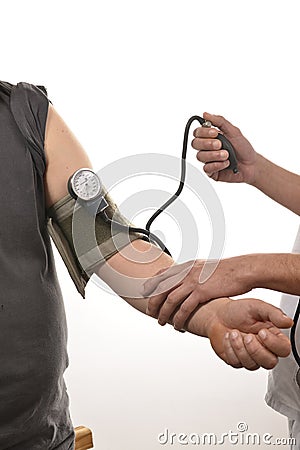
<box><xmin>203</xmin><ymin>112</ymin><xmax>238</xmax><ymax>138</ymax></box>
<box><xmin>265</xmin><ymin>305</ymin><xmax>293</xmax><ymax>329</ymax></box>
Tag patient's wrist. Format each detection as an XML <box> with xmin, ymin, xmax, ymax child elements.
<box><xmin>185</xmin><ymin>298</ymin><xmax>231</xmax><ymax>338</ymax></box>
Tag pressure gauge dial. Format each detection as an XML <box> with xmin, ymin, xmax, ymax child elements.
<box><xmin>68</xmin><ymin>168</ymin><xmax>102</xmax><ymax>201</ymax></box>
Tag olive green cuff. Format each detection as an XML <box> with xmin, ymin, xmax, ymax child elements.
<box><xmin>46</xmin><ymin>189</ymin><xmax>143</xmax><ymax>299</ymax></box>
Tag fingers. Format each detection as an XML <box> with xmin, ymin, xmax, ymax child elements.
<box><xmin>224</xmin><ymin>330</ymin><xmax>260</xmax><ymax>371</ymax></box>
<box><xmin>193</xmin><ymin>125</ymin><xmax>219</xmax><ymax>139</ymax></box>
<box><xmin>207</xmin><ymin>172</ymin><xmax>219</xmax><ymax>181</ymax></box>
<box><xmin>192</xmin><ymin>136</ymin><xmax>222</xmax><ymax>152</ymax></box>
<box><xmin>203</xmin><ymin>112</ymin><xmax>239</xmax><ymax>138</ymax></box>
<box><xmin>157</xmin><ymin>284</ymin><xmax>192</xmax><ymax>326</ymax></box>
<box><xmin>194</xmin><ymin>148</ymin><xmax>229</xmax><ymax>164</ymax></box>
<box><xmin>196</xmin><ymin>150</ymin><xmax>229</xmax><ymax>167</ymax></box>
<box><xmin>146</xmin><ymin>292</ymin><xmax>169</xmax><ymax>319</ymax></box>
<box><xmin>257</xmin><ymin>327</ymin><xmax>291</xmax><ymax>358</ymax></box>
<box><xmin>224</xmin><ymin>327</ymin><xmax>290</xmax><ymax>371</ymax></box>
<box><xmin>202</xmin><ymin>160</ymin><xmax>231</xmax><ymax>175</ymax></box>
<box><xmin>192</xmin><ymin>113</ymin><xmax>235</xmax><ymax>177</ymax></box>
<box><xmin>142</xmin><ymin>261</ymin><xmax>194</xmax><ymax>296</ymax></box>
<box><xmin>223</xmin><ymin>333</ymin><xmax>243</xmax><ymax>368</ymax></box>
<box><xmin>248</xmin><ymin>300</ymin><xmax>293</xmax><ymax>330</ymax></box>
<box><xmin>242</xmin><ymin>332</ymin><xmax>279</xmax><ymax>369</ymax></box>
<box><xmin>193</xmin><ymin>113</ymin><xmax>237</xmax><ymax>138</ymax></box>
<box><xmin>172</xmin><ymin>290</ymin><xmax>206</xmax><ymax>330</ymax></box>
<box><xmin>146</xmin><ymin>275</ymin><xmax>186</xmax><ymax>319</ymax></box>
<box><xmin>262</xmin><ymin>304</ymin><xmax>293</xmax><ymax>329</ymax></box>
<box><xmin>192</xmin><ymin>133</ymin><xmax>230</xmax><ymax>173</ymax></box>
<box><xmin>193</xmin><ymin>147</ymin><xmax>229</xmax><ymax>166</ymax></box>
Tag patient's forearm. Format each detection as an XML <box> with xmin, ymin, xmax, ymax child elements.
<box><xmin>95</xmin><ymin>239</ymin><xmax>173</xmax><ymax>313</ymax></box>
<box><xmin>95</xmin><ymin>239</ymin><xmax>207</xmax><ymax>335</ymax></box>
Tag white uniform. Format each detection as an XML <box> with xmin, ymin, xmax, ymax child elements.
<box><xmin>265</xmin><ymin>226</ymin><xmax>300</xmax><ymax>448</ymax></box>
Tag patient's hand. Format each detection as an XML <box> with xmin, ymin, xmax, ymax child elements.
<box><xmin>187</xmin><ymin>297</ymin><xmax>292</xmax><ymax>370</ymax></box>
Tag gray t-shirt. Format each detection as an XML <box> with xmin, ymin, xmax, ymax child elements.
<box><xmin>0</xmin><ymin>80</ymin><xmax>74</xmax><ymax>449</ymax></box>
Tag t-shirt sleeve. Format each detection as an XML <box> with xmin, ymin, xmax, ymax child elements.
<box><xmin>9</xmin><ymin>82</ymin><xmax>52</xmax><ymax>177</ymax></box>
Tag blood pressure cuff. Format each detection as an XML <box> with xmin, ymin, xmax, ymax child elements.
<box><xmin>46</xmin><ymin>187</ymin><xmax>143</xmax><ymax>299</ymax></box>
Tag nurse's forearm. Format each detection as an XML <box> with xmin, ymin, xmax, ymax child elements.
<box><xmin>244</xmin><ymin>253</ymin><xmax>300</xmax><ymax>295</ymax></box>
<box><xmin>251</xmin><ymin>154</ymin><xmax>300</xmax><ymax>216</ymax></box>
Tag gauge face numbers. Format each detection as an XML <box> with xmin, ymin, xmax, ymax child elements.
<box><xmin>71</xmin><ymin>169</ymin><xmax>102</xmax><ymax>200</ymax></box>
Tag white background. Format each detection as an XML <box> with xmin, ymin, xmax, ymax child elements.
<box><xmin>2</xmin><ymin>1</ymin><xmax>300</xmax><ymax>449</ymax></box>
